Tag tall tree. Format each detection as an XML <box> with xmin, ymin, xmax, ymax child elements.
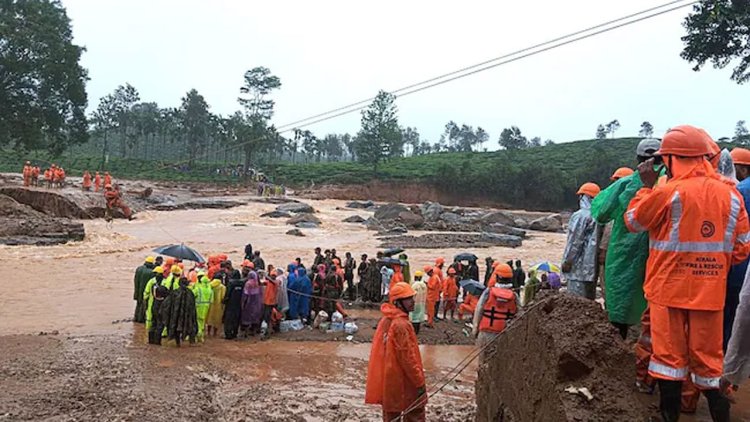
<box><xmin>639</xmin><ymin>121</ymin><xmax>654</xmax><ymax>138</ymax></box>
<box><xmin>179</xmin><ymin>89</ymin><xmax>212</xmax><ymax>165</ymax></box>
<box><xmin>735</xmin><ymin>120</ymin><xmax>750</xmax><ymax>145</ymax></box>
<box><xmin>0</xmin><ymin>0</ymin><xmax>89</xmax><ymax>154</ymax></box>
<box><xmin>236</xmin><ymin>67</ymin><xmax>282</xmax><ymax>172</ymax></box>
<box><xmin>111</xmin><ymin>84</ymin><xmax>140</xmax><ymax>157</ymax></box>
<box><xmin>91</xmin><ymin>94</ymin><xmax>119</xmax><ymax>165</ymax></box>
<box><xmin>596</xmin><ymin>124</ymin><xmax>607</xmax><ymax>140</ymax></box>
<box><xmin>529</xmin><ymin>136</ymin><xmax>542</xmax><ymax>147</ymax></box>
<box><xmin>355</xmin><ymin>90</ymin><xmax>402</xmax><ymax>173</ymax></box>
<box><xmin>402</xmin><ymin>127</ymin><xmax>421</xmax><ymax>156</ymax></box>
<box><xmin>606</xmin><ymin>120</ymin><xmax>621</xmax><ymax>138</ymax></box>
<box><xmin>498</xmin><ymin>126</ymin><xmax>528</xmax><ymax>150</ymax></box>
<box><xmin>681</xmin><ymin>0</ymin><xmax>750</xmax><ymax>83</ymax></box>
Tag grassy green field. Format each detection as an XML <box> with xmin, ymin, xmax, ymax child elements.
<box><xmin>0</xmin><ymin>137</ymin><xmax>660</xmax><ymax>209</ymax></box>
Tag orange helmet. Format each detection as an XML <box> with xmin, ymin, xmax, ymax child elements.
<box><xmin>389</xmin><ymin>282</ymin><xmax>416</xmax><ymax>303</ymax></box>
<box><xmin>576</xmin><ymin>182</ymin><xmax>601</xmax><ymax>198</ymax></box>
<box><xmin>242</xmin><ymin>259</ymin><xmax>254</xmax><ymax>269</ymax></box>
<box><xmin>435</xmin><ymin>257</ymin><xmax>445</xmax><ymax>266</ymax></box>
<box><xmin>657</xmin><ymin>125</ymin><xmax>715</xmax><ymax>157</ymax></box>
<box><xmin>731</xmin><ymin>148</ymin><xmax>750</xmax><ymax>166</ymax></box>
<box><xmin>493</xmin><ymin>263</ymin><xmax>513</xmax><ymax>279</ymax></box>
<box><xmin>423</xmin><ymin>265</ymin><xmax>433</xmax><ymax>273</ymax></box>
<box><xmin>610</xmin><ymin>167</ymin><xmax>634</xmax><ymax>181</ymax></box>
<box><xmin>447</xmin><ymin>267</ymin><xmax>457</xmax><ymax>275</ymax></box>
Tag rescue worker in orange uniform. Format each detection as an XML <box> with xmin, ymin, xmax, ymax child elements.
<box><xmin>424</xmin><ymin>265</ymin><xmax>441</xmax><ymax>327</ymax></box>
<box><xmin>434</xmin><ymin>257</ymin><xmax>446</xmax><ymax>284</ymax></box>
<box><xmin>441</xmin><ymin>267</ymin><xmax>459</xmax><ymax>321</ymax></box>
<box><xmin>391</xmin><ymin>263</ymin><xmax>404</xmax><ymax>284</ymax></box>
<box><xmin>31</xmin><ymin>166</ymin><xmax>40</xmax><ymax>186</ymax></box>
<box><xmin>22</xmin><ymin>161</ymin><xmax>31</xmax><ymax>187</ymax></box>
<box><xmin>365</xmin><ymin>282</ymin><xmax>427</xmax><ymax>422</ymax></box>
<box><xmin>45</xmin><ymin>165</ymin><xmax>54</xmax><ymax>188</ymax></box>
<box><xmin>458</xmin><ymin>291</ymin><xmax>479</xmax><ymax>321</ymax></box>
<box><xmin>625</xmin><ymin>125</ymin><xmax>750</xmax><ymax>422</ymax></box>
<box><xmin>472</xmin><ymin>263</ymin><xmax>518</xmax><ymax>350</ymax></box>
<box><xmin>103</xmin><ymin>171</ymin><xmax>112</xmax><ymax>187</ymax></box>
<box><xmin>94</xmin><ymin>171</ymin><xmax>101</xmax><ymax>192</ymax></box>
<box><xmin>104</xmin><ymin>184</ymin><xmax>133</xmax><ymax>220</ymax></box>
<box><xmin>56</xmin><ymin>167</ymin><xmax>65</xmax><ymax>188</ymax></box>
<box><xmin>82</xmin><ymin>171</ymin><xmax>92</xmax><ymax>191</ymax></box>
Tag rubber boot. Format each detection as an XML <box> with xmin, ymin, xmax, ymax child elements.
<box><xmin>658</xmin><ymin>380</ymin><xmax>683</xmax><ymax>422</ymax></box>
<box><xmin>703</xmin><ymin>389</ymin><xmax>730</xmax><ymax>422</ymax></box>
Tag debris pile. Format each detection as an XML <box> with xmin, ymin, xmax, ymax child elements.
<box><xmin>475</xmin><ymin>293</ymin><xmax>652</xmax><ymax>421</ymax></box>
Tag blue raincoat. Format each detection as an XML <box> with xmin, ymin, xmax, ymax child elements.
<box><xmin>289</xmin><ymin>267</ymin><xmax>312</xmax><ymax>321</ymax></box>
<box><xmin>726</xmin><ymin>176</ymin><xmax>750</xmax><ymax>347</ymax></box>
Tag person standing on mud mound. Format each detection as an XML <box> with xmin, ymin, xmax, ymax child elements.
<box><xmin>133</xmin><ymin>256</ymin><xmax>156</xmax><ymax>323</ymax></box>
<box><xmin>442</xmin><ymin>268</ymin><xmax>459</xmax><ymax>322</ymax></box>
<box><xmin>82</xmin><ymin>171</ymin><xmax>92</xmax><ymax>192</ymax></box>
<box><xmin>361</xmin><ymin>258</ymin><xmax>381</xmax><ymax>303</ymax></box>
<box><xmin>223</xmin><ymin>269</ymin><xmax>245</xmax><ymax>340</ymax></box>
<box><xmin>94</xmin><ymin>171</ymin><xmax>101</xmax><ymax>192</ymax></box>
<box><xmin>313</xmin><ymin>247</ymin><xmax>324</xmax><ymax>268</ymax></box>
<box><xmin>252</xmin><ymin>250</ymin><xmax>265</xmax><ymax>271</ymax></box>
<box><xmin>472</xmin><ymin>263</ymin><xmax>518</xmax><ymax>350</ymax></box>
<box><xmin>561</xmin><ymin>182</ymin><xmax>601</xmax><ymax>300</ymax></box>
<box><xmin>161</xmin><ymin>277</ymin><xmax>198</xmax><ymax>347</ymax></box>
<box><xmin>625</xmin><ymin>126</ymin><xmax>750</xmax><ymax>422</ymax></box>
<box><xmin>425</xmin><ymin>266</ymin><xmax>440</xmax><ymax>327</ymax></box>
<box><xmin>410</xmin><ymin>271</ymin><xmax>427</xmax><ymax>334</ymax></box>
<box><xmin>365</xmin><ymin>282</ymin><xmax>427</xmax><ymax>422</ymax></box>
<box><xmin>344</xmin><ymin>252</ymin><xmax>356</xmax><ymax>300</ymax></box>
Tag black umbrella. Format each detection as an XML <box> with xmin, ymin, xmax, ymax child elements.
<box><xmin>382</xmin><ymin>247</ymin><xmax>405</xmax><ymax>257</ymax></box>
<box><xmin>454</xmin><ymin>252</ymin><xmax>478</xmax><ymax>262</ymax></box>
<box><xmin>153</xmin><ymin>243</ymin><xmax>206</xmax><ymax>264</ymax></box>
<box><xmin>459</xmin><ymin>279</ymin><xmax>486</xmax><ymax>296</ymax></box>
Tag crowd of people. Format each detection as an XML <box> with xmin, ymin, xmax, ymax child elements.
<box><xmin>558</xmin><ymin>126</ymin><xmax>750</xmax><ymax>422</ymax></box>
<box><xmin>21</xmin><ymin>161</ymin><xmax>68</xmax><ymax>188</ymax></box>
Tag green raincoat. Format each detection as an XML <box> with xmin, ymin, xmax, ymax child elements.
<box><xmin>590</xmin><ymin>173</ymin><xmax>649</xmax><ymax>325</ymax></box>
<box><xmin>193</xmin><ymin>276</ymin><xmax>213</xmax><ymax>342</ymax></box>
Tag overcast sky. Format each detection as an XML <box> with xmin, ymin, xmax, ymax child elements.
<box><xmin>62</xmin><ymin>0</ymin><xmax>747</xmax><ymax>147</ymax></box>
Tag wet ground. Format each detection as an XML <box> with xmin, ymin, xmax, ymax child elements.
<box><xmin>0</xmin><ymin>181</ymin><xmax>748</xmax><ymax>420</ymax></box>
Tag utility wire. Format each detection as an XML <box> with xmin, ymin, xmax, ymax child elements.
<box><xmin>277</xmin><ymin>0</ymin><xmax>695</xmax><ymax>131</ymax></box>
<box><xmin>131</xmin><ymin>0</ymin><xmax>696</xmax><ymax>178</ymax></box>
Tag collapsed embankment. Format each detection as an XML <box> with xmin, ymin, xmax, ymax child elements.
<box><xmin>0</xmin><ymin>194</ymin><xmax>84</xmax><ymax>245</ymax></box>
<box><xmin>476</xmin><ymin>293</ymin><xmax>653</xmax><ymax>421</ymax></box>
<box><xmin>296</xmin><ymin>181</ymin><xmax>567</xmax><ymax>211</ymax></box>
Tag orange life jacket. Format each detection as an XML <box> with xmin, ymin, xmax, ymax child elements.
<box><xmin>479</xmin><ymin>287</ymin><xmax>517</xmax><ymax>334</ymax></box>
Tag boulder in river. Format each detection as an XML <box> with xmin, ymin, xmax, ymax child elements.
<box><xmin>440</xmin><ymin>212</ymin><xmax>462</xmax><ymax>224</ymax></box>
<box><xmin>276</xmin><ymin>202</ymin><xmax>315</xmax><ymax>214</ymax></box>
<box><xmin>485</xmin><ymin>223</ymin><xmax>527</xmax><ymax>238</ymax></box>
<box><xmin>295</xmin><ymin>222</ymin><xmax>320</xmax><ymax>229</ymax></box>
<box><xmin>287</xmin><ymin>213</ymin><xmax>321</xmax><ymax>226</ymax></box>
<box><xmin>286</xmin><ymin>229</ymin><xmax>305</xmax><ymax>236</ymax></box>
<box><xmin>374</xmin><ymin>203</ymin><xmax>409</xmax><ymax>221</ymax></box>
<box><xmin>480</xmin><ymin>210</ymin><xmax>517</xmax><ymax>227</ymax></box>
<box><xmin>346</xmin><ymin>200</ymin><xmax>375</xmax><ymax>209</ymax></box>
<box><xmin>421</xmin><ymin>202</ymin><xmax>445</xmax><ymax>222</ymax></box>
<box><xmin>342</xmin><ymin>215</ymin><xmax>366</xmax><ymax>223</ymax></box>
<box><xmin>529</xmin><ymin>214</ymin><xmax>563</xmax><ymax>232</ymax></box>
<box><xmin>261</xmin><ymin>210</ymin><xmax>292</xmax><ymax>219</ymax></box>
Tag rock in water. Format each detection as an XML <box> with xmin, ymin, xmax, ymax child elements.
<box><xmin>421</xmin><ymin>202</ymin><xmax>444</xmax><ymax>222</ymax></box>
<box><xmin>374</xmin><ymin>203</ymin><xmax>409</xmax><ymax>221</ymax></box>
<box><xmin>295</xmin><ymin>222</ymin><xmax>319</xmax><ymax>229</ymax></box>
<box><xmin>287</xmin><ymin>213</ymin><xmax>321</xmax><ymax>226</ymax></box>
<box><xmin>342</xmin><ymin>215</ymin><xmax>366</xmax><ymax>223</ymax></box>
<box><xmin>285</xmin><ymin>229</ymin><xmax>305</xmax><ymax>237</ymax></box>
<box><xmin>480</xmin><ymin>210</ymin><xmax>517</xmax><ymax>227</ymax></box>
<box><xmin>346</xmin><ymin>200</ymin><xmax>374</xmax><ymax>209</ymax></box>
<box><xmin>476</xmin><ymin>294</ymin><xmax>652</xmax><ymax>421</ymax></box>
<box><xmin>529</xmin><ymin>214</ymin><xmax>563</xmax><ymax>232</ymax></box>
<box><xmin>440</xmin><ymin>212</ymin><xmax>462</xmax><ymax>223</ymax></box>
<box><xmin>397</xmin><ymin>211</ymin><xmax>424</xmax><ymax>228</ymax></box>
<box><xmin>276</xmin><ymin>202</ymin><xmax>315</xmax><ymax>214</ymax></box>
<box><xmin>260</xmin><ymin>210</ymin><xmax>292</xmax><ymax>218</ymax></box>
<box><xmin>485</xmin><ymin>223</ymin><xmax>527</xmax><ymax>238</ymax></box>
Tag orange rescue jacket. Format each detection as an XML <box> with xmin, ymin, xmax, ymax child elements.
<box><xmin>625</xmin><ymin>158</ymin><xmax>750</xmax><ymax>310</ymax></box>
<box><xmin>479</xmin><ymin>287</ymin><xmax>517</xmax><ymax>333</ymax></box>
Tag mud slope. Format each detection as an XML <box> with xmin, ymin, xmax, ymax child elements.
<box><xmin>0</xmin><ymin>194</ymin><xmax>84</xmax><ymax>245</ymax></box>
<box><xmin>475</xmin><ymin>293</ymin><xmax>653</xmax><ymax>421</ymax></box>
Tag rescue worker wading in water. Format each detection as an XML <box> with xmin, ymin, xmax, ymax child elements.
<box><xmin>625</xmin><ymin>125</ymin><xmax>750</xmax><ymax>422</ymax></box>
<box><xmin>472</xmin><ymin>263</ymin><xmax>519</xmax><ymax>351</ymax></box>
<box><xmin>365</xmin><ymin>282</ymin><xmax>427</xmax><ymax>422</ymax></box>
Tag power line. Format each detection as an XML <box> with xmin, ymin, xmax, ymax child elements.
<box><xmin>277</xmin><ymin>0</ymin><xmax>695</xmax><ymax>131</ymax></box>
<box><xmin>132</xmin><ymin>0</ymin><xmax>697</xmax><ymax>177</ymax></box>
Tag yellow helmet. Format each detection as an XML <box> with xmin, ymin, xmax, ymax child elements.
<box><xmin>153</xmin><ymin>266</ymin><xmax>164</xmax><ymax>274</ymax></box>
<box><xmin>171</xmin><ymin>266</ymin><xmax>182</xmax><ymax>275</ymax></box>
<box><xmin>414</xmin><ymin>270</ymin><xmax>424</xmax><ymax>278</ymax></box>
<box><xmin>145</xmin><ymin>256</ymin><xmax>155</xmax><ymax>264</ymax></box>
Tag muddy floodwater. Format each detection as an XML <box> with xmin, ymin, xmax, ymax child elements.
<box><xmin>1</xmin><ymin>196</ymin><xmax>748</xmax><ymax>420</ymax></box>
